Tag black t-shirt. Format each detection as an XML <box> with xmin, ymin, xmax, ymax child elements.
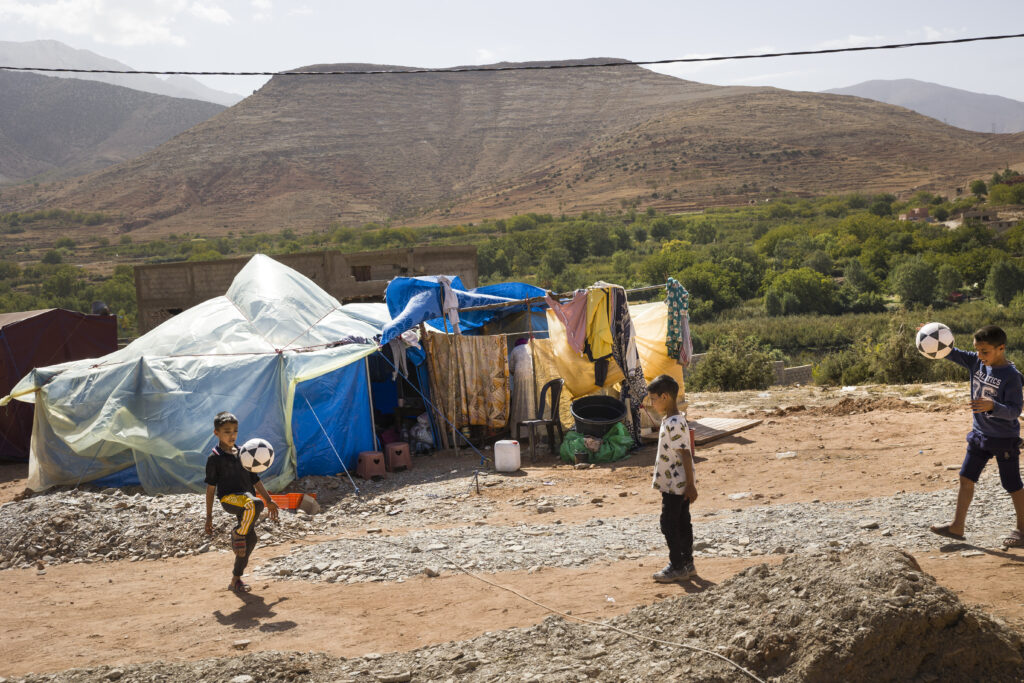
<box><xmin>205</xmin><ymin>445</ymin><xmax>260</xmax><ymax>499</ymax></box>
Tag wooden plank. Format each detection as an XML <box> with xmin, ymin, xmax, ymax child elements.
<box><xmin>691</xmin><ymin>417</ymin><xmax>762</xmax><ymax>446</ymax></box>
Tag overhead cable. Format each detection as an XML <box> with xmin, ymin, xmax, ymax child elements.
<box><xmin>1</xmin><ymin>32</ymin><xmax>1022</xmax><ymax>77</ymax></box>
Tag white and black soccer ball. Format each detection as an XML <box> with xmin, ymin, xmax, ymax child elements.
<box><xmin>238</xmin><ymin>438</ymin><xmax>275</xmax><ymax>473</ymax></box>
<box><xmin>915</xmin><ymin>322</ymin><xmax>955</xmax><ymax>360</ymax></box>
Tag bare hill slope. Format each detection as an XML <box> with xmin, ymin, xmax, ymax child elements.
<box><xmin>0</xmin><ymin>70</ymin><xmax>225</xmax><ymax>184</ymax></box>
<box><xmin>9</xmin><ymin>60</ymin><xmax>1024</xmax><ymax>235</ymax></box>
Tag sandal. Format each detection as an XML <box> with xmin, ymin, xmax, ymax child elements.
<box><xmin>1001</xmin><ymin>529</ymin><xmax>1024</xmax><ymax>548</ymax></box>
<box><xmin>230</xmin><ymin>530</ymin><xmax>247</xmax><ymax>558</ymax></box>
<box><xmin>228</xmin><ymin>578</ymin><xmax>252</xmax><ymax>593</ymax></box>
<box><xmin>929</xmin><ymin>524</ymin><xmax>965</xmax><ymax>541</ymax></box>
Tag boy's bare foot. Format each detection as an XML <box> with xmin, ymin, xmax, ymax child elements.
<box><xmin>929</xmin><ymin>524</ymin><xmax>965</xmax><ymax>541</ymax></box>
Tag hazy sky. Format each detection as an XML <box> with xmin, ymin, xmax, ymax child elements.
<box><xmin>1</xmin><ymin>0</ymin><xmax>1023</xmax><ymax>100</ymax></box>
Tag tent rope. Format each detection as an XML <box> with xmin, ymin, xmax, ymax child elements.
<box><xmin>301</xmin><ymin>395</ymin><xmax>361</xmax><ymax>497</ymax></box>
<box><xmin>376</xmin><ymin>350</ymin><xmax>490</xmax><ymax>468</ymax></box>
<box><xmin>370</xmin><ymin>535</ymin><xmax>766</xmax><ymax>683</ymax></box>
<box><xmin>376</xmin><ymin>350</ymin><xmax>489</xmax><ymax>496</ymax></box>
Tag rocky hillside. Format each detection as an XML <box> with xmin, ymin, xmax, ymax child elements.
<box><xmin>0</xmin><ymin>70</ymin><xmax>225</xmax><ymax>184</ymax></box>
<box><xmin>7</xmin><ymin>59</ymin><xmax>1024</xmax><ymax>236</ymax></box>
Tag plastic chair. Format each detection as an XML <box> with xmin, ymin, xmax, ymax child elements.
<box><xmin>515</xmin><ymin>378</ymin><xmax>565</xmax><ymax>461</ymax></box>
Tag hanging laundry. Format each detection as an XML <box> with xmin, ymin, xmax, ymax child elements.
<box><xmin>665</xmin><ymin>277</ymin><xmax>693</xmax><ymax>366</ymax></box>
<box><xmin>601</xmin><ymin>283</ymin><xmax>648</xmax><ymax>447</ymax></box>
<box><xmin>545</xmin><ymin>290</ymin><xmax>588</xmax><ymax>354</ymax></box>
<box><xmin>585</xmin><ymin>287</ymin><xmax>614</xmax><ymax>361</ymax></box>
<box><xmin>424</xmin><ymin>331</ymin><xmax>509</xmax><ymax>430</ymax></box>
<box><xmin>437</xmin><ymin>276</ymin><xmax>461</xmax><ymax>332</ymax></box>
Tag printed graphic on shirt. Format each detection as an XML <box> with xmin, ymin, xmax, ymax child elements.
<box><xmin>973</xmin><ymin>369</ymin><xmax>1002</xmax><ymax>401</ymax></box>
<box><xmin>652</xmin><ymin>414</ymin><xmax>690</xmax><ymax>493</ymax></box>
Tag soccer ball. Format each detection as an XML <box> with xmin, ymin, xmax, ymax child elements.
<box><xmin>915</xmin><ymin>322</ymin><xmax>954</xmax><ymax>360</ymax></box>
<box><xmin>239</xmin><ymin>438</ymin><xmax>275</xmax><ymax>473</ymax></box>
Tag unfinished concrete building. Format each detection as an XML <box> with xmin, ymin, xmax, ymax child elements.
<box><xmin>134</xmin><ymin>246</ymin><xmax>478</xmax><ymax>333</ymax></box>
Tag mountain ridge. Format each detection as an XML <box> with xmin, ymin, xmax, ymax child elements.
<box><xmin>0</xmin><ymin>39</ymin><xmax>244</xmax><ymax>106</ymax></box>
<box><xmin>0</xmin><ymin>70</ymin><xmax>225</xmax><ymax>184</ymax></box>
<box><xmin>824</xmin><ymin>78</ymin><xmax>1024</xmax><ymax>134</ymax></box>
<box><xmin>4</xmin><ymin>60</ymin><xmax>1024</xmax><ymax>237</ymax></box>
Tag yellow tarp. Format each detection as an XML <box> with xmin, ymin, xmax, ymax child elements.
<box><xmin>543</xmin><ymin>301</ymin><xmax>684</xmax><ymax>399</ymax></box>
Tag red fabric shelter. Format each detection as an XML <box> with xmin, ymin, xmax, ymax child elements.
<box><xmin>0</xmin><ymin>309</ymin><xmax>117</xmax><ymax>461</ymax></box>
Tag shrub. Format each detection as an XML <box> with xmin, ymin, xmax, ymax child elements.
<box><xmin>687</xmin><ymin>335</ymin><xmax>775</xmax><ymax>391</ymax></box>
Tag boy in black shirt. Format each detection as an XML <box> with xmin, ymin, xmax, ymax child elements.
<box><xmin>204</xmin><ymin>411</ymin><xmax>279</xmax><ymax>593</ymax></box>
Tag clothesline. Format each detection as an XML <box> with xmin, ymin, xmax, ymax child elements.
<box><xmin>456</xmin><ymin>283</ymin><xmax>668</xmax><ymax>314</ymax></box>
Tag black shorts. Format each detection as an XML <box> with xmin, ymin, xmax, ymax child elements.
<box><xmin>959</xmin><ymin>431</ymin><xmax>1023</xmax><ymax>492</ymax></box>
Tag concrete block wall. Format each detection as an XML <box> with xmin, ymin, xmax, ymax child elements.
<box><xmin>135</xmin><ymin>245</ymin><xmax>478</xmax><ymax>333</ymax></box>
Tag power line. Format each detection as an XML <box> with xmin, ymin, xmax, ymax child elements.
<box><xmin>1</xmin><ymin>32</ymin><xmax>1023</xmax><ymax>77</ymax></box>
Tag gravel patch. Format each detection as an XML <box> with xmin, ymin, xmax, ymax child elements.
<box><xmin>257</xmin><ymin>476</ymin><xmax>1017</xmax><ymax>583</ymax></box>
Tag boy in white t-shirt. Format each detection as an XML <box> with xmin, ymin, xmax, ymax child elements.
<box><xmin>648</xmin><ymin>374</ymin><xmax>698</xmax><ymax>583</ymax></box>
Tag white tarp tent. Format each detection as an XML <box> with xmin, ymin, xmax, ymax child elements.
<box><xmin>2</xmin><ymin>254</ymin><xmax>384</xmax><ymax>493</ymax></box>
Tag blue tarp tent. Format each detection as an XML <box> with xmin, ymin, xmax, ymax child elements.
<box><xmin>381</xmin><ymin>276</ymin><xmax>547</xmax><ymax>345</ymax></box>
<box><xmin>3</xmin><ymin>255</ymin><xmax>385</xmax><ymax>493</ymax></box>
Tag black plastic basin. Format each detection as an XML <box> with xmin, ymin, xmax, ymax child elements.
<box><xmin>570</xmin><ymin>395</ymin><xmax>626</xmax><ymax>438</ymax></box>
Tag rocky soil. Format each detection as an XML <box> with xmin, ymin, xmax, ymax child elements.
<box><xmin>2</xmin><ymin>469</ymin><xmax>1014</xmax><ymax>575</ymax></box>
<box><xmin>7</xmin><ymin>547</ymin><xmax>1023</xmax><ymax>683</ymax></box>
<box><xmin>3</xmin><ymin>383</ymin><xmax>1023</xmax><ymax>682</ymax></box>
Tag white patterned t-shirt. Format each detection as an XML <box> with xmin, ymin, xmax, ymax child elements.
<box><xmin>651</xmin><ymin>414</ymin><xmax>691</xmax><ymax>493</ymax></box>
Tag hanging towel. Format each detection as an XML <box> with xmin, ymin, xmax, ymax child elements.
<box><xmin>665</xmin><ymin>277</ymin><xmax>693</xmax><ymax>366</ymax></box>
<box><xmin>545</xmin><ymin>290</ymin><xmax>588</xmax><ymax>354</ymax></box>
<box><xmin>585</xmin><ymin>287</ymin><xmax>614</xmax><ymax>361</ymax></box>
<box><xmin>601</xmin><ymin>282</ymin><xmax>648</xmax><ymax>447</ymax></box>
<box><xmin>438</xmin><ymin>276</ymin><xmax>461</xmax><ymax>332</ymax></box>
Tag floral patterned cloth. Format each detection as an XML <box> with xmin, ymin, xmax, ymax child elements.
<box><xmin>425</xmin><ymin>332</ymin><xmax>510</xmax><ymax>430</ymax></box>
<box><xmin>665</xmin><ymin>277</ymin><xmax>692</xmax><ymax>366</ymax></box>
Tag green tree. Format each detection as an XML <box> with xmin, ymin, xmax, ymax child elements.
<box><xmin>843</xmin><ymin>258</ymin><xmax>876</xmax><ymax>293</ymax></box>
<box><xmin>763</xmin><ymin>267</ymin><xmax>838</xmax><ymax>315</ymax></box>
<box><xmin>984</xmin><ymin>260</ymin><xmax>1024</xmax><ymax>306</ymax></box>
<box><xmin>541</xmin><ymin>247</ymin><xmax>570</xmax><ymax>274</ymax></box>
<box><xmin>970</xmin><ymin>179</ymin><xmax>988</xmax><ymax>198</ymax></box>
<box><xmin>890</xmin><ymin>258</ymin><xmax>936</xmax><ymax>306</ymax></box>
<box><xmin>687</xmin><ymin>335</ymin><xmax>775</xmax><ymax>391</ymax></box>
<box><xmin>935</xmin><ymin>264</ymin><xmax>962</xmax><ymax>299</ymax></box>
<box><xmin>988</xmin><ymin>184</ymin><xmax>1017</xmax><ymax>205</ymax></box>
<box><xmin>41</xmin><ymin>250</ymin><xmax>63</xmax><ymax>265</ymax></box>
<box><xmin>803</xmin><ymin>250</ymin><xmax>832</xmax><ymax>275</ymax></box>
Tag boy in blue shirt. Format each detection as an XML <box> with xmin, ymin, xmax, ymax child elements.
<box><xmin>929</xmin><ymin>325</ymin><xmax>1024</xmax><ymax>548</ymax></box>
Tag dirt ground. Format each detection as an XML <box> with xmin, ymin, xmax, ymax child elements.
<box><xmin>2</xmin><ymin>382</ymin><xmax>1022</xmax><ymax>678</ymax></box>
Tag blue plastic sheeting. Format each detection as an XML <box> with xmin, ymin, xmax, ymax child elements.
<box><xmin>291</xmin><ymin>360</ymin><xmax>374</xmax><ymax>477</ymax></box>
<box><xmin>381</xmin><ymin>276</ymin><xmax>547</xmax><ymax>345</ymax></box>
<box><xmin>93</xmin><ymin>463</ymin><xmax>141</xmax><ymax>488</ymax></box>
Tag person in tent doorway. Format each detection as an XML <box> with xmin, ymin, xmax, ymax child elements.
<box><xmin>204</xmin><ymin>411</ymin><xmax>279</xmax><ymax>593</ymax></box>
<box><xmin>647</xmin><ymin>374</ymin><xmax>698</xmax><ymax>583</ymax></box>
<box><xmin>509</xmin><ymin>337</ymin><xmax>536</xmax><ymax>431</ymax></box>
